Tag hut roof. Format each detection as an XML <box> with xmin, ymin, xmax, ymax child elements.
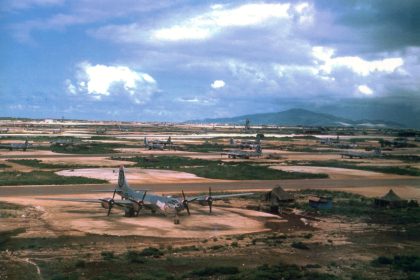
<box><xmin>380</xmin><ymin>189</ymin><xmax>402</xmax><ymax>202</ymax></box>
<box><xmin>270</xmin><ymin>186</ymin><xmax>294</xmax><ymax>201</ymax></box>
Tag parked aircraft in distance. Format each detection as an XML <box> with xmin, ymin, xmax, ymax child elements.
<box><xmin>39</xmin><ymin>166</ymin><xmax>253</xmax><ymax>224</ymax></box>
<box><xmin>144</xmin><ymin>136</ymin><xmax>173</xmax><ymax>150</ymax></box>
<box><xmin>0</xmin><ymin>139</ymin><xmax>32</xmax><ymax>151</ymax></box>
<box><xmin>49</xmin><ymin>138</ymin><xmax>78</xmax><ymax>147</ymax></box>
<box><xmin>341</xmin><ymin>148</ymin><xmax>382</xmax><ymax>159</ymax></box>
<box><xmin>223</xmin><ymin>145</ymin><xmax>262</xmax><ymax>159</ymax></box>
<box><xmin>230</xmin><ymin>134</ymin><xmax>261</xmax><ymax>150</ymax></box>
<box><xmin>96</xmin><ymin>128</ymin><xmax>107</xmax><ymax>135</ymax></box>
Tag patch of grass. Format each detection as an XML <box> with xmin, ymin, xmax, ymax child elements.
<box><xmin>138</xmin><ymin>247</ymin><xmax>164</xmax><ymax>258</ymax></box>
<box><xmin>179</xmin><ymin>143</ymin><xmax>228</xmax><ymax>152</ymax></box>
<box><xmin>289</xmin><ymin>160</ymin><xmax>420</xmax><ymax>176</ymax></box>
<box><xmin>112</xmin><ymin>155</ymin><xmax>211</xmax><ymax>169</ymax></box>
<box><xmin>294</xmin><ymin>190</ymin><xmax>420</xmax><ymax>229</ymax></box>
<box><xmin>114</xmin><ymin>156</ymin><xmax>328</xmax><ymax>180</ymax></box>
<box><xmin>7</xmin><ymin>159</ymin><xmax>103</xmax><ymax>169</ymax></box>
<box><xmin>101</xmin><ymin>251</ymin><xmax>115</xmax><ymax>261</ymax></box>
<box><xmin>291</xmin><ymin>241</ymin><xmax>309</xmax><ymax>250</ymax></box>
<box><xmin>125</xmin><ymin>251</ymin><xmax>146</xmax><ymax>263</ymax></box>
<box><xmin>189</xmin><ymin>266</ymin><xmax>239</xmax><ymax>277</ymax></box>
<box><xmin>183</xmin><ymin>163</ymin><xmax>328</xmax><ymax>180</ymax></box>
<box><xmin>229</xmin><ymin>263</ymin><xmax>339</xmax><ymax>280</ymax></box>
<box><xmin>383</xmin><ymin>154</ymin><xmax>420</xmax><ymax>163</ymax></box>
<box><xmin>372</xmin><ymin>255</ymin><xmax>420</xmax><ymax>273</ymax></box>
<box><xmin>0</xmin><ymin>171</ymin><xmax>107</xmax><ymax>186</ymax></box>
<box><xmin>50</xmin><ymin>142</ymin><xmax>134</xmax><ymax>154</ymax></box>
<box><xmin>0</xmin><ymin>201</ymin><xmax>24</xmax><ymax>210</ymax></box>
<box><xmin>0</xmin><ymin>163</ymin><xmax>8</xmax><ymax>168</ymax></box>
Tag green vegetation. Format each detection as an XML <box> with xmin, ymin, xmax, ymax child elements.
<box><xmin>0</xmin><ymin>163</ymin><xmax>8</xmax><ymax>168</ymax></box>
<box><xmin>372</xmin><ymin>255</ymin><xmax>420</xmax><ymax>278</ymax></box>
<box><xmin>291</xmin><ymin>241</ymin><xmax>309</xmax><ymax>250</ymax></box>
<box><xmin>112</xmin><ymin>155</ymin><xmax>328</xmax><ymax>180</ymax></box>
<box><xmin>7</xmin><ymin>159</ymin><xmax>103</xmax><ymax>169</ymax></box>
<box><xmin>184</xmin><ymin>163</ymin><xmax>328</xmax><ymax>180</ymax></box>
<box><xmin>50</xmin><ymin>142</ymin><xmax>136</xmax><ymax>154</ymax></box>
<box><xmin>289</xmin><ymin>160</ymin><xmax>420</xmax><ymax>176</ymax></box>
<box><xmin>111</xmin><ymin>155</ymin><xmax>210</xmax><ymax>169</ymax></box>
<box><xmin>229</xmin><ymin>263</ymin><xmax>338</xmax><ymax>280</ymax></box>
<box><xmin>383</xmin><ymin>154</ymin><xmax>420</xmax><ymax>163</ymax></box>
<box><xmin>189</xmin><ymin>266</ymin><xmax>239</xmax><ymax>277</ymax></box>
<box><xmin>293</xmin><ymin>190</ymin><xmax>420</xmax><ymax>236</ymax></box>
<box><xmin>101</xmin><ymin>251</ymin><xmax>115</xmax><ymax>261</ymax></box>
<box><xmin>179</xmin><ymin>142</ymin><xmax>228</xmax><ymax>152</ymax></box>
<box><xmin>0</xmin><ymin>171</ymin><xmax>107</xmax><ymax>186</ymax></box>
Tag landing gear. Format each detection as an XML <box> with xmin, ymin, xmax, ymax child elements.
<box><xmin>174</xmin><ymin>214</ymin><xmax>180</xmax><ymax>224</ymax></box>
<box><xmin>124</xmin><ymin>208</ymin><xmax>135</xmax><ymax>217</ymax></box>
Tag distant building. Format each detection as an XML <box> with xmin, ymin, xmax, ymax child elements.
<box><xmin>374</xmin><ymin>189</ymin><xmax>408</xmax><ymax>208</ymax></box>
<box><xmin>309</xmin><ymin>196</ymin><xmax>333</xmax><ymax>209</ymax></box>
<box><xmin>264</xmin><ymin>186</ymin><xmax>294</xmax><ymax>213</ymax></box>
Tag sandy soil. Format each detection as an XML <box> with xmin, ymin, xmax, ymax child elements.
<box><xmin>323</xmin><ymin>186</ymin><xmax>420</xmax><ymax>200</ymax></box>
<box><xmin>1</xmin><ymin>196</ymin><xmax>276</xmax><ymax>238</ymax></box>
<box><xmin>0</xmin><ymin>150</ymin><xmax>59</xmax><ymax>156</ymax></box>
<box><xmin>41</xmin><ymin>156</ymin><xmax>135</xmax><ymax>167</ymax></box>
<box><xmin>270</xmin><ymin>165</ymin><xmax>406</xmax><ymax>179</ymax></box>
<box><xmin>263</xmin><ymin>150</ymin><xmax>342</xmax><ymax>161</ymax></box>
<box><xmin>56</xmin><ymin>168</ymin><xmax>227</xmax><ymax>184</ymax></box>
<box><xmin>115</xmin><ymin>148</ymin><xmax>196</xmax><ymax>155</ymax></box>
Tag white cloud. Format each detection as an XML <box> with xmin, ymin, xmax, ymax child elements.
<box><xmin>312</xmin><ymin>46</ymin><xmax>404</xmax><ymax>76</ymax></box>
<box><xmin>152</xmin><ymin>3</ymin><xmax>291</xmax><ymax>41</ymax></box>
<box><xmin>358</xmin><ymin>85</ymin><xmax>374</xmax><ymax>95</ymax></box>
<box><xmin>211</xmin><ymin>80</ymin><xmax>225</xmax><ymax>89</ymax></box>
<box><xmin>66</xmin><ymin>62</ymin><xmax>157</xmax><ymax>104</ymax></box>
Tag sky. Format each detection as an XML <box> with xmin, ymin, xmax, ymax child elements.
<box><xmin>1</xmin><ymin>0</ymin><xmax>419</xmax><ymax>126</ymax></box>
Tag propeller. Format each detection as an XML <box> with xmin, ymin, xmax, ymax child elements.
<box><xmin>106</xmin><ymin>189</ymin><xmax>117</xmax><ymax>216</ymax></box>
<box><xmin>132</xmin><ymin>191</ymin><xmax>147</xmax><ymax>217</ymax></box>
<box><xmin>181</xmin><ymin>190</ymin><xmax>190</xmax><ymax>215</ymax></box>
<box><xmin>207</xmin><ymin>187</ymin><xmax>213</xmax><ymax>213</ymax></box>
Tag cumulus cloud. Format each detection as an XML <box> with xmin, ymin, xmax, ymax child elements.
<box><xmin>357</xmin><ymin>85</ymin><xmax>373</xmax><ymax>95</ymax></box>
<box><xmin>66</xmin><ymin>62</ymin><xmax>157</xmax><ymax>104</ymax></box>
<box><xmin>211</xmin><ymin>80</ymin><xmax>225</xmax><ymax>89</ymax></box>
<box><xmin>312</xmin><ymin>46</ymin><xmax>404</xmax><ymax>76</ymax></box>
<box><xmin>152</xmin><ymin>3</ymin><xmax>291</xmax><ymax>41</ymax></box>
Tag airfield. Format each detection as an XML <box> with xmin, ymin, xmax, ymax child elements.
<box><xmin>0</xmin><ymin>120</ymin><xmax>419</xmax><ymax>279</ymax></box>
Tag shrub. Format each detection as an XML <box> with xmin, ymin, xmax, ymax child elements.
<box><xmin>101</xmin><ymin>251</ymin><xmax>115</xmax><ymax>261</ymax></box>
<box><xmin>291</xmin><ymin>241</ymin><xmax>309</xmax><ymax>250</ymax></box>
<box><xmin>190</xmin><ymin>266</ymin><xmax>239</xmax><ymax>277</ymax></box>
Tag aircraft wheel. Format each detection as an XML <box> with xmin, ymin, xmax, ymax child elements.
<box><xmin>174</xmin><ymin>218</ymin><xmax>180</xmax><ymax>224</ymax></box>
<box><xmin>124</xmin><ymin>208</ymin><xmax>135</xmax><ymax>217</ymax></box>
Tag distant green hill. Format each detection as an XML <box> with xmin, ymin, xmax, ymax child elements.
<box><xmin>188</xmin><ymin>108</ymin><xmax>403</xmax><ymax>127</ymax></box>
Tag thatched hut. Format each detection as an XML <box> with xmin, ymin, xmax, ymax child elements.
<box><xmin>265</xmin><ymin>186</ymin><xmax>294</xmax><ymax>212</ymax></box>
<box><xmin>374</xmin><ymin>189</ymin><xmax>407</xmax><ymax>208</ymax></box>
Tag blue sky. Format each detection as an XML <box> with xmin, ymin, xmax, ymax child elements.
<box><xmin>1</xmin><ymin>0</ymin><xmax>419</xmax><ymax>125</ymax></box>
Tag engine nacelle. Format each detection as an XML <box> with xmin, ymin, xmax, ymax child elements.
<box><xmin>100</xmin><ymin>198</ymin><xmax>113</xmax><ymax>209</ymax></box>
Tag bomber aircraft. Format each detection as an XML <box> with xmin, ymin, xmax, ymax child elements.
<box><xmin>340</xmin><ymin>148</ymin><xmax>382</xmax><ymax>159</ymax></box>
<box><xmin>0</xmin><ymin>139</ymin><xmax>32</xmax><ymax>151</ymax></box>
<box><xmin>39</xmin><ymin>166</ymin><xmax>253</xmax><ymax>224</ymax></box>
<box><xmin>230</xmin><ymin>134</ymin><xmax>261</xmax><ymax>150</ymax></box>
<box><xmin>223</xmin><ymin>145</ymin><xmax>262</xmax><ymax>159</ymax></box>
<box><xmin>144</xmin><ymin>136</ymin><xmax>173</xmax><ymax>150</ymax></box>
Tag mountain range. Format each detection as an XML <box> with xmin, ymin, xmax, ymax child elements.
<box><xmin>188</xmin><ymin>108</ymin><xmax>404</xmax><ymax>128</ymax></box>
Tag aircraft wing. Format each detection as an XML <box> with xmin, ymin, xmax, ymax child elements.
<box><xmin>187</xmin><ymin>192</ymin><xmax>254</xmax><ymax>202</ymax></box>
<box><xmin>37</xmin><ymin>197</ymin><xmax>134</xmax><ymax>206</ymax></box>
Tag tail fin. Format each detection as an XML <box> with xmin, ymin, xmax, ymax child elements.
<box><xmin>256</xmin><ymin>145</ymin><xmax>262</xmax><ymax>154</ymax></box>
<box><xmin>229</xmin><ymin>138</ymin><xmax>234</xmax><ymax>145</ymax></box>
<box><xmin>118</xmin><ymin>166</ymin><xmax>129</xmax><ymax>189</ymax></box>
<box><xmin>144</xmin><ymin>137</ymin><xmax>148</xmax><ymax>145</ymax></box>
<box><xmin>167</xmin><ymin>136</ymin><xmax>172</xmax><ymax>144</ymax></box>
